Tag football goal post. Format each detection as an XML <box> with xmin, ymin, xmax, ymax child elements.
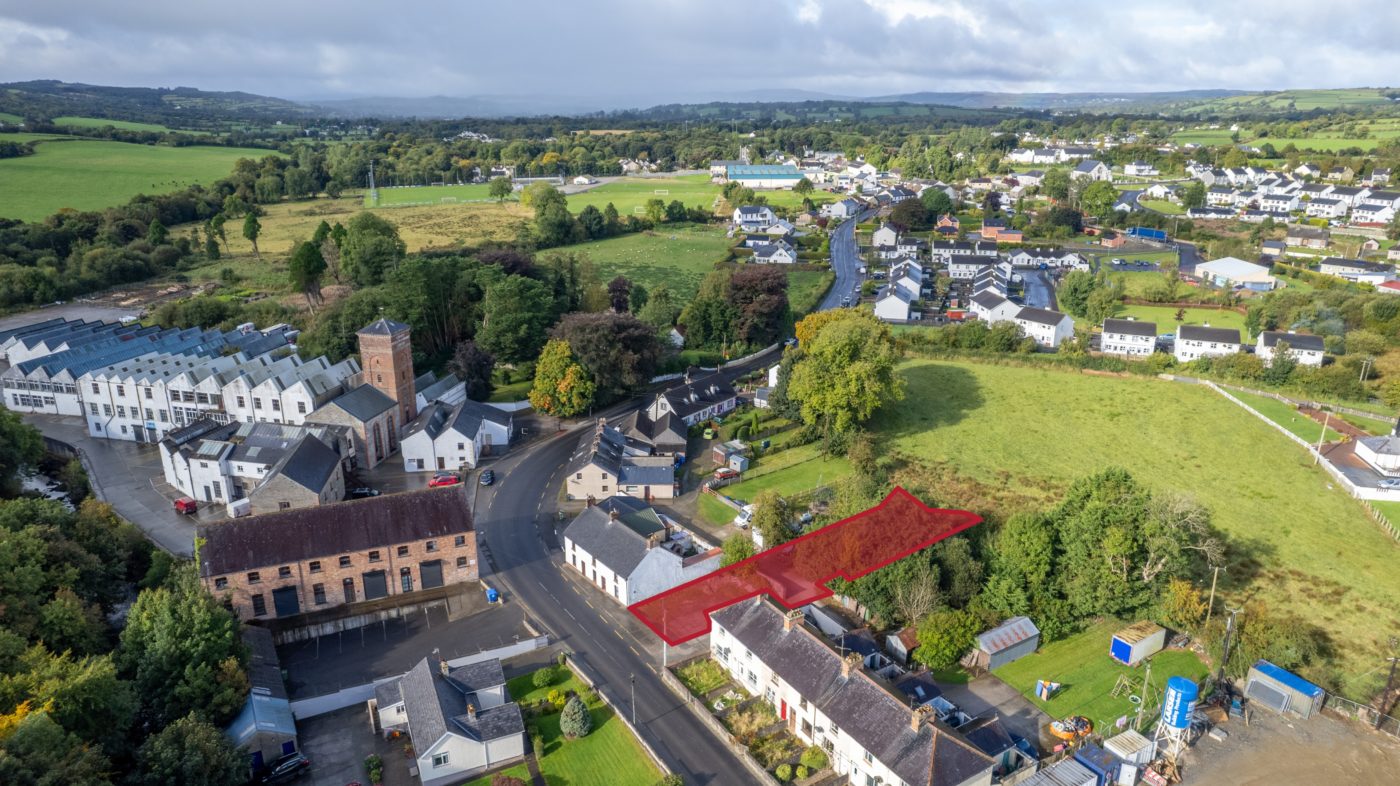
<box><xmin>653</xmin><ymin>189</ymin><xmax>670</xmax><ymax>195</ymax></box>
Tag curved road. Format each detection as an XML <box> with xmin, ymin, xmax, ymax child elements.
<box><xmin>472</xmin><ymin>215</ymin><xmax>864</xmax><ymax>782</ymax></box>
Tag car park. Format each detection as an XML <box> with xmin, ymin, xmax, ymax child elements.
<box><xmin>428</xmin><ymin>472</ymin><xmax>461</xmax><ymax>488</ymax></box>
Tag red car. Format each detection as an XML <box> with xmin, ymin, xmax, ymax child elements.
<box><xmin>173</xmin><ymin>497</ymin><xmax>198</xmax><ymax>515</ymax></box>
<box><xmin>428</xmin><ymin>472</ymin><xmax>461</xmax><ymax>488</ymax></box>
<box><xmin>714</xmin><ymin>467</ymin><xmax>740</xmax><ymax>481</ymax></box>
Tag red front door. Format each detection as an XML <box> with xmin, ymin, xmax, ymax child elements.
<box><xmin>780</xmin><ymin>700</ymin><xmax>787</xmax><ymax>720</ymax></box>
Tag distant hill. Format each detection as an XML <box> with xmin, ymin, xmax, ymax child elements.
<box><xmin>0</xmin><ymin>80</ymin><xmax>315</xmax><ymax>127</ymax></box>
<box><xmin>866</xmin><ymin>89</ymin><xmax>1252</xmax><ymax>112</ymax></box>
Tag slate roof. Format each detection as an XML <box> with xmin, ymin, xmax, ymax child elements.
<box><xmin>267</xmin><ymin>434</ymin><xmax>341</xmax><ymax>492</ymax></box>
<box><xmin>970</xmin><ymin>291</ymin><xmax>1007</xmax><ymax>310</ymax></box>
<box><xmin>877</xmin><ymin>286</ymin><xmax>913</xmax><ymax>305</ymax></box>
<box><xmin>617</xmin><ymin>410</ymin><xmax>687</xmax><ymax>451</ymax></box>
<box><xmin>357</xmin><ymin>318</ymin><xmax>410</xmax><ymax>336</ymax></box>
<box><xmin>658</xmin><ymin>373</ymin><xmax>737</xmax><ymax>420</ymax></box>
<box><xmin>1015</xmin><ymin>307</ymin><xmax>1069</xmax><ymax>327</ymax></box>
<box><xmin>712</xmin><ymin>599</ymin><xmax>993</xmax><ymax>786</ymax></box>
<box><xmin>1103</xmin><ymin>318</ymin><xmax>1157</xmax><ymax>337</ymax></box>
<box><xmin>1321</xmin><ymin>257</ymin><xmax>1391</xmax><ymax>273</ymax></box>
<box><xmin>1074</xmin><ymin>159</ymin><xmax>1105</xmax><ymax>173</ymax></box>
<box><xmin>893</xmin><ymin>672</ymin><xmax>943</xmax><ymax>706</ymax></box>
<box><xmin>1178</xmin><ymin>325</ymin><xmax>1241</xmax><ymax>344</ymax></box>
<box><xmin>1258</xmin><ymin>331</ymin><xmax>1325</xmax><ymax>352</ymax></box>
<box><xmin>417</xmin><ymin>372</ymin><xmax>463</xmax><ymax>404</ymax></box>
<box><xmin>326</xmin><ymin>384</ymin><xmax>395</xmax><ymax>421</ymax></box>
<box><xmin>1286</xmin><ymin>226</ymin><xmax>1329</xmax><ymax>239</ymax></box>
<box><xmin>198</xmin><ymin>485</ymin><xmax>471</xmax><ymax>576</ymax></box>
<box><xmin>451</xmin><ymin>703</ymin><xmax>525</xmax><ymax>743</ymax></box>
<box><xmin>960</xmin><ymin>716</ymin><xmax>1016</xmax><ymax>758</ymax></box>
<box><xmin>562</xmin><ymin>497</ymin><xmax>665</xmax><ymax>577</ymax></box>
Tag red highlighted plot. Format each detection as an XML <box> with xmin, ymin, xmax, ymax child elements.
<box><xmin>628</xmin><ymin>487</ymin><xmax>981</xmax><ymax>645</ymax></box>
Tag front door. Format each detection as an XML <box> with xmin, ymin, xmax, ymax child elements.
<box><xmin>420</xmin><ymin>560</ymin><xmax>444</xmax><ymax>589</ymax></box>
<box><xmin>437</xmin><ymin>457</ymin><xmax>445</xmax><ymax>470</ymax></box>
<box><xmin>362</xmin><ymin>570</ymin><xmax>388</xmax><ymax>600</ymax></box>
<box><xmin>780</xmin><ymin>700</ymin><xmax>787</xmax><ymax>720</ymax></box>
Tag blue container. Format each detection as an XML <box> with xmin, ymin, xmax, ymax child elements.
<box><xmin>486</xmin><ymin>587</ymin><xmax>500</xmax><ymax>603</ymax></box>
<box><xmin>1072</xmin><ymin>742</ymin><xmax>1120</xmax><ymax>786</ymax></box>
<box><xmin>1162</xmin><ymin>676</ymin><xmax>1199</xmax><ymax>730</ymax></box>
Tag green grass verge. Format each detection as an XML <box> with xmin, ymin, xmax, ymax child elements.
<box><xmin>550</xmin><ymin>224</ymin><xmax>734</xmax><ymax>302</ymax></box>
<box><xmin>698</xmin><ymin>493</ymin><xmax>739</xmax><ymax>528</ymax></box>
<box><xmin>0</xmin><ymin>139</ymin><xmax>278</xmax><ymax>222</ymax></box>
<box><xmin>51</xmin><ymin>115</ymin><xmax>175</xmax><ymax>133</ymax></box>
<box><xmin>789</xmin><ymin>269</ymin><xmax>835</xmax><ymax>316</ymax></box>
<box><xmin>1339</xmin><ymin>411</ymin><xmax>1395</xmax><ymax>436</ymax></box>
<box><xmin>1229</xmin><ymin>391</ymin><xmax>1343</xmax><ymax>443</ymax></box>
<box><xmin>995</xmin><ymin>620</ymin><xmax>1208</xmax><ymax>734</ymax></box>
<box><xmin>487</xmin><ymin>376</ymin><xmax>534</xmax><ymax>403</ymax></box>
<box><xmin>866</xmin><ymin>360</ymin><xmax>1400</xmax><ymax>694</ymax></box>
<box><xmin>503</xmin><ymin>667</ymin><xmax>662</xmax><ymax>786</ymax></box>
<box><xmin>1111</xmin><ymin>304</ymin><xmax>1247</xmax><ymax>333</ymax></box>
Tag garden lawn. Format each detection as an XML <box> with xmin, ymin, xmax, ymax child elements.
<box><xmin>549</xmin><ymin>224</ymin><xmax>734</xmax><ymax>301</ymax></box>
<box><xmin>1228</xmin><ymin>391</ymin><xmax>1343</xmax><ymax>443</ymax></box>
<box><xmin>699</xmin><ymin>443</ymin><xmax>850</xmax><ymax>524</ymax></box>
<box><xmin>866</xmin><ymin>359</ymin><xmax>1400</xmax><ymax>696</ymax></box>
<box><xmin>994</xmin><ymin>621</ymin><xmax>1208</xmax><ymax>734</ymax></box>
<box><xmin>459</xmin><ymin>764</ymin><xmax>531</xmax><ymax>786</ymax></box>
<box><xmin>1139</xmin><ymin>199</ymin><xmax>1185</xmax><ymax>215</ymax></box>
<box><xmin>506</xmin><ymin>667</ymin><xmax>661</xmax><ymax>786</ymax></box>
<box><xmin>1111</xmin><ymin>304</ymin><xmax>1247</xmax><ymax>333</ymax></box>
<box><xmin>0</xmin><ymin>139</ymin><xmax>277</xmax><ymax>221</ymax></box>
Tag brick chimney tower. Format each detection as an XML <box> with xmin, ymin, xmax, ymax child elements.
<box><xmin>357</xmin><ymin>317</ymin><xmax>417</xmax><ymax>427</ymax></box>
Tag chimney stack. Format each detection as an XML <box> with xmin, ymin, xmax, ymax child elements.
<box><xmin>841</xmin><ymin>652</ymin><xmax>862</xmax><ymax>678</ymax></box>
<box><xmin>435</xmin><ymin>648</ymin><xmax>448</xmax><ymax>677</ymax></box>
<box><xmin>783</xmin><ymin>609</ymin><xmax>804</xmax><ymax>632</ymax></box>
<box><xmin>467</xmin><ymin>703</ymin><xmax>477</xmax><ymax>720</ymax></box>
<box><xmin>910</xmin><ymin>704</ymin><xmax>933</xmax><ymax>732</ymax></box>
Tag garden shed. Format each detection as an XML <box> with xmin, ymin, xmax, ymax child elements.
<box><xmin>1018</xmin><ymin>757</ymin><xmax>1096</xmax><ymax>786</ymax></box>
<box><xmin>1110</xmin><ymin>621</ymin><xmax>1165</xmax><ymax>666</ymax></box>
<box><xmin>1245</xmin><ymin>660</ymin><xmax>1325</xmax><ymax>719</ymax></box>
<box><xmin>967</xmin><ymin>616</ymin><xmax>1040</xmax><ymax>671</ymax></box>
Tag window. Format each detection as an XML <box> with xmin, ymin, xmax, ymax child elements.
<box><xmin>400</xmin><ymin>567</ymin><xmax>413</xmax><ymax>592</ymax></box>
<box><xmin>457</xmin><ymin>442</ymin><xmax>465</xmax><ymax>451</ymax></box>
<box><xmin>863</xmin><ymin>751</ymin><xmax>873</xmax><ymax>765</ymax></box>
<box><xmin>431</xmin><ymin>752</ymin><xmax>449</xmax><ymax>768</ymax></box>
<box><xmin>214</xmin><ymin>577</ymin><xmax>228</xmax><ymax>590</ymax></box>
<box><xmin>454</xmin><ymin>535</ymin><xmax>466</xmax><ymax>547</ymax></box>
<box><xmin>278</xmin><ymin>501</ymin><xmax>291</xmax><ymax>511</ymax></box>
<box><xmin>212</xmin><ymin>481</ymin><xmax>222</xmax><ymax>499</ymax></box>
<box><xmin>376</xmin><ymin>373</ymin><xmax>383</xmax><ymax>384</ymax></box>
<box><xmin>339</xmin><ymin>555</ymin><xmax>352</xmax><ymax>568</ymax></box>
<box><xmin>237</xmin><ymin>396</ymin><xmax>246</xmax><ymax>408</ymax></box>
<box><xmin>247</xmin><ymin>571</ymin><xmax>260</xmax><ymax>584</ymax></box>
<box><xmin>144</xmin><ymin>387</ymin><xmax>153</xmax><ymax>400</ymax></box>
<box><xmin>575</xmin><ymin>472</ymin><xmax>582</xmax><ymax>480</ymax></box>
<box><xmin>343</xmin><ymin>578</ymin><xmax>356</xmax><ymax>603</ymax></box>
<box><xmin>91</xmin><ymin>383</ymin><xmax>99</xmax><ymax>395</ymax></box>
<box><xmin>278</xmin><ymin>566</ymin><xmax>292</xmax><ymax>579</ymax></box>
<box><xmin>89</xmin><ymin>403</ymin><xmax>98</xmax><ymax>415</ymax></box>
<box><xmin>271</xmin><ymin>399</ymin><xmax>280</xmax><ymax>411</ymax></box>
<box><xmin>601</xmin><ymin>486</ymin><xmax>609</xmax><ymax>493</ymax></box>
<box><xmin>116</xmin><ymin>406</ymin><xmax>126</xmax><ymax>418</ymax></box>
<box><xmin>253</xmin><ymin>397</ymin><xmax>262</xmax><ymax>410</ymax></box>
<box><xmin>368</xmin><ymin>550</ymin><xmax>381</xmax><ymax>562</ymax></box>
<box><xmin>425</xmin><ymin>541</ymin><xmax>437</xmax><ymax>552</ymax></box>
<box><xmin>159</xmin><ymin>410</ymin><xmax>168</xmax><ymax>422</ymax></box>
<box><xmin>116</xmin><ymin>385</ymin><xmax>124</xmax><ymax>396</ymax></box>
<box><xmin>196</xmin><ymin>392</ymin><xmax>209</xmax><ymax>405</ymax></box>
<box><xmin>456</xmin><ymin>556</ymin><xmax>468</xmax><ymax>568</ymax></box>
<box><xmin>103</xmin><ymin>404</ymin><xmax>112</xmax><ymax>416</ymax></box>
<box><xmin>297</xmin><ymin>401</ymin><xmax>306</xmax><ymax>414</ymax></box>
<box><xmin>144</xmin><ymin>408</ymin><xmax>153</xmax><ymax>420</ymax></box>
<box><xmin>251</xmin><ymin>594</ymin><xmax>267</xmax><ymax>616</ymax></box>
<box><xmin>415</xmin><ymin>459</ymin><xmax>424</xmax><ymax>470</ymax></box>
<box><xmin>397</xmin><ymin>545</ymin><xmax>409</xmax><ymax>557</ymax></box>
<box><xmin>309</xmin><ymin>560</ymin><xmax>322</xmax><ymax>573</ymax></box>
<box><xmin>313</xmin><ymin>584</ymin><xmax>327</xmax><ymax>604</ymax></box>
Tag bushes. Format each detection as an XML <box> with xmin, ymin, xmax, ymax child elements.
<box><xmin>532</xmin><ymin>665</ymin><xmax>558</xmax><ymax>689</ymax></box>
<box><xmin>775</xmin><ymin>764</ymin><xmax>793</xmax><ymax>782</ymax></box>
<box><xmin>799</xmin><ymin>746</ymin><xmax>828</xmax><ymax>771</ymax></box>
<box><xmin>559</xmin><ymin>695</ymin><xmax>592</xmax><ymax>739</ymax></box>
<box><xmin>364</xmin><ymin>754</ymin><xmax>383</xmax><ymax>784</ymax></box>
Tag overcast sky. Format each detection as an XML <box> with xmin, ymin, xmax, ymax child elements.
<box><xmin>1</xmin><ymin>0</ymin><xmax>1395</xmax><ymax>105</ymax></box>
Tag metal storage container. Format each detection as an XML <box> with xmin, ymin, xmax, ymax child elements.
<box><xmin>1104</xmin><ymin>729</ymin><xmax>1156</xmax><ymax>766</ymax></box>
<box><xmin>1110</xmin><ymin>621</ymin><xmax>1166</xmax><ymax>666</ymax></box>
<box><xmin>1019</xmin><ymin>757</ymin><xmax>1097</xmax><ymax>786</ymax></box>
<box><xmin>1074</xmin><ymin>742</ymin><xmax>1123</xmax><ymax>786</ymax></box>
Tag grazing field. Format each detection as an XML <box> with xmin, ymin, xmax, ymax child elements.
<box><xmin>51</xmin><ymin>115</ymin><xmax>175</xmax><ymax>133</ymax></box>
<box><xmin>0</xmin><ymin>112</ymin><xmax>22</xmax><ymax>125</ymax></box>
<box><xmin>1111</xmin><ymin>304</ymin><xmax>1247</xmax><ymax>333</ymax></box>
<box><xmin>364</xmin><ymin>182</ymin><xmax>499</xmax><ymax>207</ymax></box>
<box><xmin>1171</xmin><ymin>115</ymin><xmax>1400</xmax><ymax>152</ymax></box>
<box><xmin>995</xmin><ymin>621</ymin><xmax>1208</xmax><ymax>735</ymax></box>
<box><xmin>549</xmin><ymin>224</ymin><xmax>735</xmax><ymax>301</ymax></box>
<box><xmin>863</xmin><ymin>359</ymin><xmax>1400</xmax><ymax>695</ymax></box>
<box><xmin>0</xmin><ymin>139</ymin><xmax>277</xmax><ymax>222</ymax></box>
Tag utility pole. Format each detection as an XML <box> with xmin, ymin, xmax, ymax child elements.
<box><xmin>1379</xmin><ymin>637</ymin><xmax>1399</xmax><ymax>729</ymax></box>
<box><xmin>1204</xmin><ymin>565</ymin><xmax>1222</xmax><ymax>628</ymax></box>
<box><xmin>630</xmin><ymin>673</ymin><xmax>637</xmax><ymax>726</ymax></box>
<box><xmin>1216</xmin><ymin>608</ymin><xmax>1242</xmax><ymax>685</ymax></box>
<box><xmin>1136</xmin><ymin>661</ymin><xmax>1152</xmax><ymax>730</ymax></box>
<box><xmin>1314</xmin><ymin>410</ymin><xmax>1331</xmax><ymax>464</ymax></box>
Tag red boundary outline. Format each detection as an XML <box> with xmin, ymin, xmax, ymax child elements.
<box><xmin>628</xmin><ymin>487</ymin><xmax>981</xmax><ymax>645</ymax></box>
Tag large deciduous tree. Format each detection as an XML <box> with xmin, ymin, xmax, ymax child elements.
<box><xmin>241</xmin><ymin>212</ymin><xmax>261</xmax><ymax>259</ymax></box>
<box><xmin>785</xmin><ymin>310</ymin><xmax>903</xmax><ymax>440</ymax></box>
<box><xmin>477</xmin><ymin>276</ymin><xmax>555</xmax><ymax>364</ymax></box>
<box><xmin>341</xmin><ymin>211</ymin><xmax>406</xmax><ymax>287</ymax></box>
<box><xmin>287</xmin><ymin>241</ymin><xmax>327</xmax><ymax>311</ymax></box>
<box><xmin>449</xmin><ymin>341</ymin><xmax>495</xmax><ymax>401</ymax></box>
<box><xmin>920</xmin><ymin>187</ymin><xmax>954</xmax><ymax>217</ymax></box>
<box><xmin>133</xmin><ymin>712</ymin><xmax>247</xmax><ymax>786</ymax></box>
<box><xmin>0</xmin><ymin>407</ymin><xmax>43</xmax><ymax>498</ymax></box>
<box><xmin>913</xmin><ymin>608</ymin><xmax>980</xmax><ymax>670</ymax></box>
<box><xmin>529</xmin><ymin>340</ymin><xmax>595</xmax><ymax>417</ymax></box>
<box><xmin>552</xmin><ymin>312</ymin><xmax>661</xmax><ymax>403</ymax></box>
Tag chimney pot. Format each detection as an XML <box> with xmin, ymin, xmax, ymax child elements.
<box><xmin>784</xmin><ymin>609</ymin><xmax>804</xmax><ymax>632</ymax></box>
<box><xmin>467</xmin><ymin>703</ymin><xmax>476</xmax><ymax>719</ymax></box>
<box><xmin>841</xmin><ymin>652</ymin><xmax>862</xmax><ymax>678</ymax></box>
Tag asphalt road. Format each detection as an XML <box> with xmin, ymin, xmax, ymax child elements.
<box><xmin>1021</xmin><ymin>270</ymin><xmax>1058</xmax><ymax>310</ymax></box>
<box><xmin>819</xmin><ymin>210</ymin><xmax>875</xmax><ymax>311</ymax></box>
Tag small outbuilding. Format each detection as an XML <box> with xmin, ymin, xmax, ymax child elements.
<box><xmin>225</xmin><ymin>627</ymin><xmax>297</xmax><ymax>771</ymax></box>
<box><xmin>966</xmin><ymin>616</ymin><xmax>1040</xmax><ymax>671</ymax></box>
<box><xmin>1110</xmin><ymin>621</ymin><xmax>1165</xmax><ymax>666</ymax></box>
<box><xmin>711</xmin><ymin>439</ymin><xmax>749</xmax><ymax>466</ymax></box>
<box><xmin>1245</xmin><ymin>659</ymin><xmax>1325</xmax><ymax>719</ymax></box>
<box><xmin>1018</xmin><ymin>757</ymin><xmax>1096</xmax><ymax>786</ymax></box>
<box><xmin>1104</xmin><ymin>729</ymin><xmax>1156</xmax><ymax>766</ymax></box>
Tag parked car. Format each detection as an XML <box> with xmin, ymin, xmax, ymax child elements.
<box><xmin>428</xmin><ymin>472</ymin><xmax>461</xmax><ymax>488</ymax></box>
<box><xmin>842</xmin><ymin>296</ymin><xmax>851</xmax><ymax>306</ymax></box>
<box><xmin>258</xmin><ymin>752</ymin><xmax>311</xmax><ymax>784</ymax></box>
<box><xmin>714</xmin><ymin>467</ymin><xmax>740</xmax><ymax>481</ymax></box>
<box><xmin>347</xmin><ymin>487</ymin><xmax>380</xmax><ymax>499</ymax></box>
<box><xmin>1379</xmin><ymin>478</ymin><xmax>1400</xmax><ymax>490</ymax></box>
<box><xmin>479</xmin><ymin>469</ymin><xmax>495</xmax><ymax>486</ymax></box>
<box><xmin>173</xmin><ymin>497</ymin><xmax>198</xmax><ymax>515</ymax></box>
<box><xmin>1112</xmin><ymin>258</ymin><xmax>1125</xmax><ymax>266</ymax></box>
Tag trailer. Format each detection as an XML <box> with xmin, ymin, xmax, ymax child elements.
<box><xmin>1110</xmin><ymin>621</ymin><xmax>1166</xmax><ymax>666</ymax></box>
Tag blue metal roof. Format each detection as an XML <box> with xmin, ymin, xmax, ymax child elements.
<box><xmin>226</xmin><ymin>691</ymin><xmax>296</xmax><ymax>746</ymax></box>
<box><xmin>1252</xmin><ymin>660</ymin><xmax>1324</xmax><ymax>698</ymax></box>
<box><xmin>727</xmin><ymin>164</ymin><xmax>802</xmax><ymax>178</ymax></box>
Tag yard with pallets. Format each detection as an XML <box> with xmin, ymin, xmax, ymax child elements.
<box><xmin>740</xmin><ymin>358</ymin><xmax>1400</xmax><ymax>697</ymax></box>
<box><xmin>0</xmin><ymin>138</ymin><xmax>279</xmax><ymax>221</ymax></box>
<box><xmin>460</xmin><ymin>663</ymin><xmax>662</xmax><ymax>786</ymax></box>
<box><xmin>994</xmin><ymin>621</ymin><xmax>1209</xmax><ymax>735</ymax></box>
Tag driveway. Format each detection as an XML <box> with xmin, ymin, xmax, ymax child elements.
<box><xmin>22</xmin><ymin>413</ymin><xmax>198</xmax><ymax>555</ymax></box>
<box><xmin>297</xmin><ymin>705</ymin><xmax>389</xmax><ymax>786</ymax></box>
<box><xmin>1021</xmin><ymin>270</ymin><xmax>1058</xmax><ymax>310</ymax></box>
<box><xmin>938</xmin><ymin>675</ymin><xmax>1054</xmax><ymax>753</ymax></box>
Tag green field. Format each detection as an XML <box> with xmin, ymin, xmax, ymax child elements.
<box><xmin>365</xmin><ymin>182</ymin><xmax>498</xmax><ymax>207</ymax></box>
<box><xmin>1111</xmin><ymin>304</ymin><xmax>1247</xmax><ymax>333</ymax></box>
<box><xmin>565</xmin><ymin>175</ymin><xmax>723</xmax><ymax>216</ymax></box>
<box><xmin>1229</xmin><ymin>390</ymin><xmax>1343</xmax><ymax>443</ymax></box>
<box><xmin>0</xmin><ymin>112</ymin><xmax>22</xmax><ymax>125</ymax></box>
<box><xmin>1171</xmin><ymin>112</ymin><xmax>1400</xmax><ymax>152</ymax></box>
<box><xmin>858</xmin><ymin>359</ymin><xmax>1399</xmax><ymax>693</ymax></box>
<box><xmin>995</xmin><ymin>621</ymin><xmax>1208</xmax><ymax>734</ymax></box>
<box><xmin>789</xmin><ymin>269</ymin><xmax>835</xmax><ymax>315</ymax></box>
<box><xmin>0</xmin><ymin>139</ymin><xmax>277</xmax><ymax>222</ymax></box>
<box><xmin>1339</xmin><ymin>411</ymin><xmax>1395</xmax><ymax>436</ymax></box>
<box><xmin>699</xmin><ymin>442</ymin><xmax>851</xmax><ymax>524</ymax></box>
<box><xmin>52</xmin><ymin>115</ymin><xmax>174</xmax><ymax>133</ymax></box>
<box><xmin>1139</xmin><ymin>199</ymin><xmax>1185</xmax><ymax>215</ymax></box>
<box><xmin>551</xmin><ymin>224</ymin><xmax>735</xmax><ymax>301</ymax></box>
